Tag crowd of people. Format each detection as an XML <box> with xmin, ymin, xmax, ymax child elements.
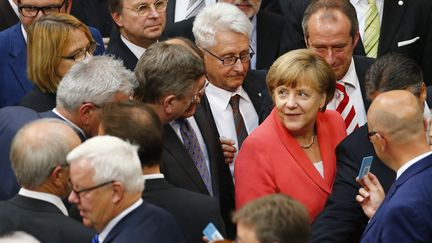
<box><xmin>1</xmin><ymin>0</ymin><xmax>432</xmax><ymax>242</ymax></box>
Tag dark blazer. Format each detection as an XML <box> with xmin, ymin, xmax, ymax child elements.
<box><xmin>18</xmin><ymin>88</ymin><xmax>56</xmax><ymax>112</ymax></box>
<box><xmin>103</xmin><ymin>200</ymin><xmax>185</xmax><ymax>243</ymax></box>
<box><xmin>70</xmin><ymin>0</ymin><xmax>113</xmax><ymax>37</ymax></box>
<box><xmin>165</xmin><ymin>0</ymin><xmax>176</xmax><ymax>27</ymax></box>
<box><xmin>143</xmin><ymin>178</ymin><xmax>226</xmax><ymax>243</ymax></box>
<box><xmin>161</xmin><ymin>104</ymin><xmax>236</xmax><ymax>238</ymax></box>
<box><xmin>162</xmin><ymin>11</ymin><xmax>287</xmax><ymax>70</ymax></box>
<box><xmin>353</xmin><ymin>55</ymin><xmax>375</xmax><ymax>111</ymax></box>
<box><xmin>0</xmin><ymin>0</ymin><xmax>19</xmax><ymax>31</ymax></box>
<box><xmin>360</xmin><ymin>154</ymin><xmax>432</xmax><ymax>242</ymax></box>
<box><xmin>353</xmin><ymin>0</ymin><xmax>432</xmax><ymax>85</ymax></box>
<box><xmin>0</xmin><ymin>23</ymin><xmax>105</xmax><ymax>108</ymax></box>
<box><xmin>0</xmin><ymin>195</ymin><xmax>94</xmax><ymax>242</ymax></box>
<box><xmin>106</xmin><ymin>28</ymin><xmax>138</xmax><ymax>71</ymax></box>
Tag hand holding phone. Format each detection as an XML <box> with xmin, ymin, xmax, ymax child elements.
<box><xmin>203</xmin><ymin>223</ymin><xmax>224</xmax><ymax>241</ymax></box>
<box><xmin>357</xmin><ymin>156</ymin><xmax>373</xmax><ymax>179</ymax></box>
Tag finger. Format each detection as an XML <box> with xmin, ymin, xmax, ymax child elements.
<box><xmin>221</xmin><ymin>144</ymin><xmax>237</xmax><ymax>153</ymax></box>
<box><xmin>356</xmin><ymin>194</ymin><xmax>365</xmax><ymax>203</ymax></box>
<box><xmin>358</xmin><ymin>187</ymin><xmax>370</xmax><ymax>198</ymax></box>
<box><xmin>220</xmin><ymin>136</ymin><xmax>235</xmax><ymax>145</ymax></box>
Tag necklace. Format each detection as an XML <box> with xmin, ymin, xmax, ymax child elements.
<box><xmin>300</xmin><ymin>135</ymin><xmax>315</xmax><ymax>149</ymax></box>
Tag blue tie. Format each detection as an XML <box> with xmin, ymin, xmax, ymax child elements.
<box><xmin>92</xmin><ymin>234</ymin><xmax>99</xmax><ymax>243</ymax></box>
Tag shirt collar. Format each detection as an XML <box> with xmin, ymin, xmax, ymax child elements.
<box><xmin>99</xmin><ymin>198</ymin><xmax>143</xmax><ymax>241</ymax></box>
<box><xmin>8</xmin><ymin>0</ymin><xmax>19</xmax><ymax>18</ymax></box>
<box><xmin>339</xmin><ymin>57</ymin><xmax>358</xmax><ymax>88</ymax></box>
<box><xmin>120</xmin><ymin>35</ymin><xmax>147</xmax><ymax>59</ymax></box>
<box><xmin>205</xmin><ymin>82</ymin><xmax>251</xmax><ymax>111</ymax></box>
<box><xmin>52</xmin><ymin>108</ymin><xmax>87</xmax><ymax>140</ymax></box>
<box><xmin>396</xmin><ymin>151</ymin><xmax>432</xmax><ymax>179</ymax></box>
<box><xmin>143</xmin><ymin>173</ymin><xmax>164</xmax><ymax>180</ymax></box>
<box><xmin>21</xmin><ymin>24</ymin><xmax>27</xmax><ymax>43</ymax></box>
<box><xmin>18</xmin><ymin>188</ymin><xmax>68</xmax><ymax>216</ymax></box>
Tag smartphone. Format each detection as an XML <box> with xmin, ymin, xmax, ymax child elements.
<box><xmin>357</xmin><ymin>156</ymin><xmax>374</xmax><ymax>179</ymax></box>
<box><xmin>203</xmin><ymin>223</ymin><xmax>224</xmax><ymax>241</ymax></box>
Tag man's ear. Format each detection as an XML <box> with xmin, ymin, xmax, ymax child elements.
<box><xmin>50</xmin><ymin>166</ymin><xmax>67</xmax><ymax>187</ymax></box>
<box><xmin>162</xmin><ymin>95</ymin><xmax>177</xmax><ymax>116</ymax></box>
<box><xmin>78</xmin><ymin>103</ymin><xmax>94</xmax><ymax>127</ymax></box>
<box><xmin>111</xmin><ymin>182</ymin><xmax>124</xmax><ymax>204</ymax></box>
<box><xmin>111</xmin><ymin>12</ymin><xmax>124</xmax><ymax>28</ymax></box>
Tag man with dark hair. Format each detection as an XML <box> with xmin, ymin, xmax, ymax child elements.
<box><xmin>311</xmin><ymin>53</ymin><xmax>430</xmax><ymax>242</ymax></box>
<box><xmin>233</xmin><ymin>194</ymin><xmax>310</xmax><ymax>243</ymax></box>
<box><xmin>106</xmin><ymin>0</ymin><xmax>167</xmax><ymax>70</ymax></box>
<box><xmin>99</xmin><ymin>101</ymin><xmax>226</xmax><ymax>243</ymax></box>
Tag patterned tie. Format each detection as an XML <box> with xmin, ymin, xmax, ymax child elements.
<box><xmin>229</xmin><ymin>95</ymin><xmax>248</xmax><ymax>149</ymax></box>
<box><xmin>364</xmin><ymin>0</ymin><xmax>380</xmax><ymax>58</ymax></box>
<box><xmin>335</xmin><ymin>82</ymin><xmax>359</xmax><ymax>134</ymax></box>
<box><xmin>91</xmin><ymin>234</ymin><xmax>99</xmax><ymax>243</ymax></box>
<box><xmin>185</xmin><ymin>0</ymin><xmax>205</xmax><ymax>19</ymax></box>
<box><xmin>179</xmin><ymin>119</ymin><xmax>213</xmax><ymax>196</ymax></box>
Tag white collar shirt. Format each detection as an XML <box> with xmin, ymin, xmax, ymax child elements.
<box><xmin>18</xmin><ymin>188</ymin><xmax>68</xmax><ymax>216</ymax></box>
<box><xmin>174</xmin><ymin>0</ymin><xmax>215</xmax><ymax>22</ymax></box>
<box><xmin>120</xmin><ymin>35</ymin><xmax>146</xmax><ymax>59</ymax></box>
<box><xmin>52</xmin><ymin>108</ymin><xmax>86</xmax><ymax>140</ymax></box>
<box><xmin>397</xmin><ymin>151</ymin><xmax>432</xmax><ymax>179</ymax></box>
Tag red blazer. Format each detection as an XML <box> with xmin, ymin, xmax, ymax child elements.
<box><xmin>235</xmin><ymin>108</ymin><xmax>346</xmax><ymax>220</ymax></box>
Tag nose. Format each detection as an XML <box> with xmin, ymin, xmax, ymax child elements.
<box><xmin>68</xmin><ymin>190</ymin><xmax>79</xmax><ymax>204</ymax></box>
<box><xmin>35</xmin><ymin>9</ymin><xmax>45</xmax><ymax>19</ymax></box>
<box><xmin>148</xmin><ymin>4</ymin><xmax>160</xmax><ymax>18</ymax></box>
<box><xmin>285</xmin><ymin>95</ymin><xmax>297</xmax><ymax>109</ymax></box>
<box><xmin>232</xmin><ymin>58</ymin><xmax>245</xmax><ymax>73</ymax></box>
<box><xmin>324</xmin><ymin>48</ymin><xmax>336</xmax><ymax>65</ymax></box>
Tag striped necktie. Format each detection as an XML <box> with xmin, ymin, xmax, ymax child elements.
<box><xmin>185</xmin><ymin>0</ymin><xmax>205</xmax><ymax>19</ymax></box>
<box><xmin>364</xmin><ymin>0</ymin><xmax>380</xmax><ymax>58</ymax></box>
<box><xmin>335</xmin><ymin>82</ymin><xmax>359</xmax><ymax>134</ymax></box>
<box><xmin>229</xmin><ymin>94</ymin><xmax>248</xmax><ymax>149</ymax></box>
<box><xmin>91</xmin><ymin>234</ymin><xmax>99</xmax><ymax>243</ymax></box>
<box><xmin>179</xmin><ymin>119</ymin><xmax>213</xmax><ymax>196</ymax></box>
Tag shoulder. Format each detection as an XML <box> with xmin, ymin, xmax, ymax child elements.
<box><xmin>353</xmin><ymin>55</ymin><xmax>375</xmax><ymax>67</ymax></box>
<box><xmin>257</xmin><ymin>10</ymin><xmax>285</xmax><ymax>25</ymax></box>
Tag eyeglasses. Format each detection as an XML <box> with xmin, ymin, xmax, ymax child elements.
<box><xmin>123</xmin><ymin>0</ymin><xmax>168</xmax><ymax>17</ymax></box>
<box><xmin>61</xmin><ymin>42</ymin><xmax>97</xmax><ymax>62</ymax></box>
<box><xmin>367</xmin><ymin>131</ymin><xmax>378</xmax><ymax>141</ymax></box>
<box><xmin>18</xmin><ymin>0</ymin><xmax>66</xmax><ymax>17</ymax></box>
<box><xmin>71</xmin><ymin>180</ymin><xmax>114</xmax><ymax>198</ymax></box>
<box><xmin>203</xmin><ymin>46</ymin><xmax>255</xmax><ymax>66</ymax></box>
<box><xmin>192</xmin><ymin>81</ymin><xmax>209</xmax><ymax>103</ymax></box>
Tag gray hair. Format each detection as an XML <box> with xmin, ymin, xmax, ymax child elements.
<box><xmin>10</xmin><ymin>119</ymin><xmax>77</xmax><ymax>188</ymax></box>
<box><xmin>193</xmin><ymin>2</ymin><xmax>252</xmax><ymax>49</ymax></box>
<box><xmin>0</xmin><ymin>231</ymin><xmax>41</xmax><ymax>243</ymax></box>
<box><xmin>134</xmin><ymin>42</ymin><xmax>205</xmax><ymax>102</ymax></box>
<box><xmin>66</xmin><ymin>135</ymin><xmax>144</xmax><ymax>193</ymax></box>
<box><xmin>56</xmin><ymin>56</ymin><xmax>138</xmax><ymax>111</ymax></box>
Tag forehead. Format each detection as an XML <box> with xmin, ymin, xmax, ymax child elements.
<box><xmin>123</xmin><ymin>0</ymin><xmax>157</xmax><ymax>5</ymax></box>
<box><xmin>212</xmin><ymin>31</ymin><xmax>249</xmax><ymax>52</ymax></box>
<box><xmin>308</xmin><ymin>9</ymin><xmax>351</xmax><ymax>36</ymax></box>
<box><xmin>20</xmin><ymin>0</ymin><xmax>64</xmax><ymax>5</ymax></box>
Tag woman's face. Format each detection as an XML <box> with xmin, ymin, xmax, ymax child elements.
<box><xmin>57</xmin><ymin>28</ymin><xmax>91</xmax><ymax>78</ymax></box>
<box><xmin>274</xmin><ymin>83</ymin><xmax>326</xmax><ymax>136</ymax></box>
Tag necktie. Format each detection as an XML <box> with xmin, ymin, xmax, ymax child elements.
<box><xmin>364</xmin><ymin>0</ymin><xmax>380</xmax><ymax>58</ymax></box>
<box><xmin>179</xmin><ymin>119</ymin><xmax>213</xmax><ymax>196</ymax></box>
<box><xmin>335</xmin><ymin>82</ymin><xmax>359</xmax><ymax>134</ymax></box>
<box><xmin>185</xmin><ymin>0</ymin><xmax>205</xmax><ymax>19</ymax></box>
<box><xmin>229</xmin><ymin>95</ymin><xmax>248</xmax><ymax>149</ymax></box>
<box><xmin>91</xmin><ymin>234</ymin><xmax>99</xmax><ymax>243</ymax></box>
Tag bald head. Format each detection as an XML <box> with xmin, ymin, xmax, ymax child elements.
<box><xmin>368</xmin><ymin>90</ymin><xmax>424</xmax><ymax>144</ymax></box>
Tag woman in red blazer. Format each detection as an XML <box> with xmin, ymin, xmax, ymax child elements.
<box><xmin>235</xmin><ymin>49</ymin><xmax>347</xmax><ymax>221</ymax></box>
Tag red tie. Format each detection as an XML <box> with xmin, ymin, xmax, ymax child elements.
<box><xmin>336</xmin><ymin>82</ymin><xmax>359</xmax><ymax>134</ymax></box>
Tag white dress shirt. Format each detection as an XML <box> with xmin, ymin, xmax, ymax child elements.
<box><xmin>205</xmin><ymin>83</ymin><xmax>259</xmax><ymax>175</ymax></box>
<box><xmin>350</xmin><ymin>0</ymin><xmax>384</xmax><ymax>41</ymax></box>
<box><xmin>120</xmin><ymin>35</ymin><xmax>146</xmax><ymax>59</ymax></box>
<box><xmin>8</xmin><ymin>0</ymin><xmax>19</xmax><ymax>18</ymax></box>
<box><xmin>52</xmin><ymin>108</ymin><xmax>87</xmax><ymax>140</ymax></box>
<box><xmin>18</xmin><ymin>188</ymin><xmax>68</xmax><ymax>216</ymax></box>
<box><xmin>327</xmin><ymin>58</ymin><xmax>368</xmax><ymax>127</ymax></box>
<box><xmin>174</xmin><ymin>0</ymin><xmax>216</xmax><ymax>22</ymax></box>
<box><xmin>396</xmin><ymin>151</ymin><xmax>432</xmax><ymax>179</ymax></box>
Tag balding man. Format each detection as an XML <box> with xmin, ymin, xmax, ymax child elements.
<box><xmin>0</xmin><ymin>119</ymin><xmax>94</xmax><ymax>243</ymax></box>
<box><xmin>356</xmin><ymin>90</ymin><xmax>432</xmax><ymax>242</ymax></box>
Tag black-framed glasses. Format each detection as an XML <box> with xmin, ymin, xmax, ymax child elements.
<box><xmin>367</xmin><ymin>131</ymin><xmax>377</xmax><ymax>141</ymax></box>
<box><xmin>71</xmin><ymin>180</ymin><xmax>114</xmax><ymax>198</ymax></box>
<box><xmin>18</xmin><ymin>0</ymin><xmax>66</xmax><ymax>17</ymax></box>
<box><xmin>192</xmin><ymin>81</ymin><xmax>209</xmax><ymax>103</ymax></box>
<box><xmin>61</xmin><ymin>42</ymin><xmax>97</xmax><ymax>62</ymax></box>
<box><xmin>123</xmin><ymin>0</ymin><xmax>168</xmax><ymax>17</ymax></box>
<box><xmin>203</xmin><ymin>46</ymin><xmax>255</xmax><ymax>66</ymax></box>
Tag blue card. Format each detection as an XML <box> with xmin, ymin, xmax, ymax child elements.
<box><xmin>203</xmin><ymin>223</ymin><xmax>224</xmax><ymax>241</ymax></box>
<box><xmin>357</xmin><ymin>156</ymin><xmax>374</xmax><ymax>179</ymax></box>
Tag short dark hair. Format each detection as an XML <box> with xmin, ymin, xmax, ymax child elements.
<box><xmin>134</xmin><ymin>42</ymin><xmax>205</xmax><ymax>102</ymax></box>
<box><xmin>107</xmin><ymin>0</ymin><xmax>123</xmax><ymax>13</ymax></box>
<box><xmin>100</xmin><ymin>100</ymin><xmax>163</xmax><ymax>167</ymax></box>
<box><xmin>365</xmin><ymin>53</ymin><xmax>423</xmax><ymax>100</ymax></box>
<box><xmin>302</xmin><ymin>0</ymin><xmax>359</xmax><ymax>40</ymax></box>
<box><xmin>233</xmin><ymin>194</ymin><xmax>310</xmax><ymax>243</ymax></box>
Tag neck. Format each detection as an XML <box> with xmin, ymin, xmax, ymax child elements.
<box><xmin>388</xmin><ymin>142</ymin><xmax>431</xmax><ymax>172</ymax></box>
<box><xmin>120</xmin><ymin>29</ymin><xmax>156</xmax><ymax>49</ymax></box>
<box><xmin>142</xmin><ymin>165</ymin><xmax>161</xmax><ymax>175</ymax></box>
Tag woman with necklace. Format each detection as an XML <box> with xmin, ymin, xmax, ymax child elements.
<box><xmin>235</xmin><ymin>49</ymin><xmax>347</xmax><ymax>221</ymax></box>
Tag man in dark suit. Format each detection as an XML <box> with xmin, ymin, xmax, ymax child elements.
<box><xmin>70</xmin><ymin>0</ymin><xmax>113</xmax><ymax>37</ymax></box>
<box><xmin>0</xmin><ymin>0</ymin><xmax>105</xmax><ymax>108</ymax></box>
<box><xmin>106</xmin><ymin>0</ymin><xmax>167</xmax><ymax>70</ymax></box>
<box><xmin>163</xmin><ymin>0</ymin><xmax>287</xmax><ymax>70</ymax></box>
<box><xmin>0</xmin><ymin>0</ymin><xmax>19</xmax><ymax>31</ymax></box>
<box><xmin>68</xmin><ymin>135</ymin><xmax>185</xmax><ymax>243</ymax></box>
<box><xmin>311</xmin><ymin>53</ymin><xmax>430</xmax><ymax>242</ymax></box>
<box><xmin>0</xmin><ymin>119</ymin><xmax>94</xmax><ymax>242</ymax></box>
<box><xmin>99</xmin><ymin>101</ymin><xmax>226</xmax><ymax>243</ymax></box>
<box><xmin>0</xmin><ymin>56</ymin><xmax>136</xmax><ymax>201</ymax></box>
<box><xmin>357</xmin><ymin>90</ymin><xmax>432</xmax><ymax>242</ymax></box>
<box><xmin>303</xmin><ymin>0</ymin><xmax>374</xmax><ymax>134</ymax></box>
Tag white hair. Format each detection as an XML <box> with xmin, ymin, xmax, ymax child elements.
<box><xmin>56</xmin><ymin>56</ymin><xmax>138</xmax><ymax>111</ymax></box>
<box><xmin>192</xmin><ymin>2</ymin><xmax>252</xmax><ymax>48</ymax></box>
<box><xmin>0</xmin><ymin>231</ymin><xmax>41</xmax><ymax>243</ymax></box>
<box><xmin>66</xmin><ymin>135</ymin><xmax>144</xmax><ymax>193</ymax></box>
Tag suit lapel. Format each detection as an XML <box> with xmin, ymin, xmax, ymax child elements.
<box><xmin>353</xmin><ymin>55</ymin><xmax>373</xmax><ymax>111</ymax></box>
<box><xmin>0</xmin><ymin>0</ymin><xmax>19</xmax><ymax>28</ymax></box>
<box><xmin>166</xmin><ymin>0</ymin><xmax>175</xmax><ymax>25</ymax></box>
<box><xmin>379</xmin><ymin>0</ymin><xmax>405</xmax><ymax>56</ymax></box>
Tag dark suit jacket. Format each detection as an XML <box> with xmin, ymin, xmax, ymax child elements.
<box><xmin>162</xmin><ymin>11</ymin><xmax>287</xmax><ymax>70</ymax></box>
<box><xmin>360</xmin><ymin>154</ymin><xmax>432</xmax><ymax>242</ymax></box>
<box><xmin>18</xmin><ymin>88</ymin><xmax>56</xmax><ymax>112</ymax></box>
<box><xmin>0</xmin><ymin>195</ymin><xmax>94</xmax><ymax>242</ymax></box>
<box><xmin>70</xmin><ymin>0</ymin><xmax>113</xmax><ymax>37</ymax></box>
<box><xmin>103</xmin><ymin>200</ymin><xmax>185</xmax><ymax>243</ymax></box>
<box><xmin>0</xmin><ymin>0</ymin><xmax>18</xmax><ymax>31</ymax></box>
<box><xmin>106</xmin><ymin>28</ymin><xmax>138</xmax><ymax>71</ymax></box>
<box><xmin>353</xmin><ymin>55</ymin><xmax>375</xmax><ymax>111</ymax></box>
<box><xmin>0</xmin><ymin>23</ymin><xmax>105</xmax><ymax>108</ymax></box>
<box><xmin>143</xmin><ymin>178</ymin><xmax>226</xmax><ymax>243</ymax></box>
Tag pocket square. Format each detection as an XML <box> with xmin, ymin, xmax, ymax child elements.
<box><xmin>398</xmin><ymin>37</ymin><xmax>420</xmax><ymax>47</ymax></box>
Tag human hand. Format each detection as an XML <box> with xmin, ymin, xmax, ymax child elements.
<box><xmin>356</xmin><ymin>172</ymin><xmax>385</xmax><ymax>219</ymax></box>
<box><xmin>220</xmin><ymin>137</ymin><xmax>236</xmax><ymax>164</ymax></box>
